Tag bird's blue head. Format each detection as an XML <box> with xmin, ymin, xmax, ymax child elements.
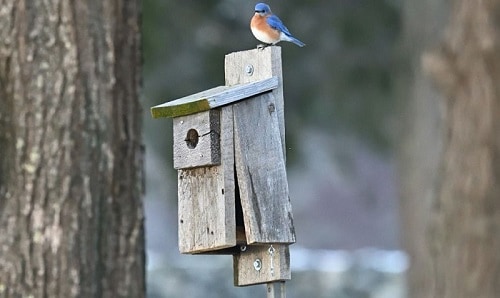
<box><xmin>254</xmin><ymin>3</ymin><xmax>271</xmax><ymax>16</ymax></box>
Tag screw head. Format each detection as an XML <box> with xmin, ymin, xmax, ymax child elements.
<box><xmin>245</xmin><ymin>64</ymin><xmax>254</xmax><ymax>76</ymax></box>
<box><xmin>253</xmin><ymin>259</ymin><xmax>262</xmax><ymax>271</ymax></box>
<box><xmin>268</xmin><ymin>103</ymin><xmax>275</xmax><ymax>113</ymax></box>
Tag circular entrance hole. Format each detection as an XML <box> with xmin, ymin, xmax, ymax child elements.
<box><xmin>185</xmin><ymin>129</ymin><xmax>199</xmax><ymax>149</ymax></box>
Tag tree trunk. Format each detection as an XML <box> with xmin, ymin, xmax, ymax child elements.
<box><xmin>401</xmin><ymin>0</ymin><xmax>500</xmax><ymax>297</ymax></box>
<box><xmin>397</xmin><ymin>0</ymin><xmax>450</xmax><ymax>296</ymax></box>
<box><xmin>0</xmin><ymin>1</ymin><xmax>145</xmax><ymax>297</ymax></box>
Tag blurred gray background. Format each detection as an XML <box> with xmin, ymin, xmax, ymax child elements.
<box><xmin>143</xmin><ymin>1</ymin><xmax>407</xmax><ymax>297</ymax></box>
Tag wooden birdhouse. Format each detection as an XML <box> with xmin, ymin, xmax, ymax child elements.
<box><xmin>151</xmin><ymin>47</ymin><xmax>295</xmax><ymax>288</ymax></box>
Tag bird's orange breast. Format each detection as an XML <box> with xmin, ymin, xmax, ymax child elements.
<box><xmin>250</xmin><ymin>14</ymin><xmax>280</xmax><ymax>43</ymax></box>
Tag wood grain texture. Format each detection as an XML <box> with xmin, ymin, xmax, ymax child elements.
<box><xmin>178</xmin><ymin>106</ymin><xmax>236</xmax><ymax>253</ymax></box>
<box><xmin>173</xmin><ymin>109</ymin><xmax>221</xmax><ymax>169</ymax></box>
<box><xmin>225</xmin><ymin>47</ymin><xmax>295</xmax><ymax>244</ymax></box>
<box><xmin>233</xmin><ymin>92</ymin><xmax>295</xmax><ymax>244</ymax></box>
<box><xmin>225</xmin><ymin>47</ymin><xmax>286</xmax><ymax>157</ymax></box>
<box><xmin>233</xmin><ymin>244</ymin><xmax>290</xmax><ymax>286</ymax></box>
<box><xmin>151</xmin><ymin>77</ymin><xmax>278</xmax><ymax>118</ymax></box>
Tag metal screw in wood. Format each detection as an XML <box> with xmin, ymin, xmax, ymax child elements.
<box><xmin>245</xmin><ymin>64</ymin><xmax>254</xmax><ymax>76</ymax></box>
<box><xmin>253</xmin><ymin>259</ymin><xmax>262</xmax><ymax>271</ymax></box>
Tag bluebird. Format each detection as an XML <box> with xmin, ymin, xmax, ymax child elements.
<box><xmin>250</xmin><ymin>3</ymin><xmax>305</xmax><ymax>48</ymax></box>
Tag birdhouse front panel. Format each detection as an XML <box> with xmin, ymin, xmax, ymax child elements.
<box><xmin>178</xmin><ymin>166</ymin><xmax>235</xmax><ymax>253</ymax></box>
<box><xmin>173</xmin><ymin>109</ymin><xmax>221</xmax><ymax>170</ymax></box>
<box><xmin>177</xmin><ymin>106</ymin><xmax>236</xmax><ymax>254</ymax></box>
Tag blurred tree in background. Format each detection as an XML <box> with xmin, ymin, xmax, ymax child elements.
<box><xmin>397</xmin><ymin>0</ymin><xmax>450</xmax><ymax>295</ymax></box>
<box><xmin>2</xmin><ymin>0</ymin><xmax>497</xmax><ymax>296</ymax></box>
<box><xmin>400</xmin><ymin>0</ymin><xmax>500</xmax><ymax>297</ymax></box>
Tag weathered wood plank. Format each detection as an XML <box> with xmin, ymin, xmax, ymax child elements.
<box><xmin>151</xmin><ymin>77</ymin><xmax>278</xmax><ymax>118</ymax></box>
<box><xmin>225</xmin><ymin>47</ymin><xmax>295</xmax><ymax>244</ymax></box>
<box><xmin>232</xmin><ymin>92</ymin><xmax>295</xmax><ymax>244</ymax></box>
<box><xmin>178</xmin><ymin>106</ymin><xmax>236</xmax><ymax>253</ymax></box>
<box><xmin>267</xmin><ymin>283</ymin><xmax>275</xmax><ymax>298</ymax></box>
<box><xmin>220</xmin><ymin>106</ymin><xmax>237</xmax><ymax>250</ymax></box>
<box><xmin>225</xmin><ymin>47</ymin><xmax>286</xmax><ymax>158</ymax></box>
<box><xmin>233</xmin><ymin>244</ymin><xmax>291</xmax><ymax>286</ymax></box>
<box><xmin>173</xmin><ymin>110</ymin><xmax>220</xmax><ymax>169</ymax></box>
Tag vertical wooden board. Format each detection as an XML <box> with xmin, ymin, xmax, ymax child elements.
<box><xmin>225</xmin><ymin>47</ymin><xmax>295</xmax><ymax>244</ymax></box>
<box><xmin>178</xmin><ymin>166</ymin><xmax>226</xmax><ymax>253</ymax></box>
<box><xmin>233</xmin><ymin>92</ymin><xmax>295</xmax><ymax>244</ymax></box>
<box><xmin>225</xmin><ymin>47</ymin><xmax>286</xmax><ymax>158</ymax></box>
<box><xmin>178</xmin><ymin>107</ymin><xmax>235</xmax><ymax>253</ymax></box>
<box><xmin>233</xmin><ymin>244</ymin><xmax>291</xmax><ymax>286</ymax></box>
<box><xmin>220</xmin><ymin>106</ymin><xmax>236</xmax><ymax>248</ymax></box>
<box><xmin>173</xmin><ymin>109</ymin><xmax>220</xmax><ymax>169</ymax></box>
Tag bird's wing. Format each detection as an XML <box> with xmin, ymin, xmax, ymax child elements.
<box><xmin>266</xmin><ymin>15</ymin><xmax>292</xmax><ymax>36</ymax></box>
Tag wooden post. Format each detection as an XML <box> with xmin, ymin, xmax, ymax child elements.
<box><xmin>267</xmin><ymin>283</ymin><xmax>275</xmax><ymax>298</ymax></box>
<box><xmin>225</xmin><ymin>47</ymin><xmax>286</xmax><ymax>159</ymax></box>
<box><xmin>225</xmin><ymin>48</ymin><xmax>294</xmax><ymax>288</ymax></box>
<box><xmin>225</xmin><ymin>47</ymin><xmax>295</xmax><ymax>245</ymax></box>
<box><xmin>265</xmin><ymin>281</ymin><xmax>287</xmax><ymax>298</ymax></box>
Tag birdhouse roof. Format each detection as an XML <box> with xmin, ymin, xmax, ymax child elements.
<box><xmin>151</xmin><ymin>77</ymin><xmax>278</xmax><ymax>118</ymax></box>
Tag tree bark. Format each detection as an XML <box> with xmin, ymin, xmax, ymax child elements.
<box><xmin>397</xmin><ymin>0</ymin><xmax>450</xmax><ymax>296</ymax></box>
<box><xmin>402</xmin><ymin>0</ymin><xmax>500</xmax><ymax>297</ymax></box>
<box><xmin>0</xmin><ymin>1</ymin><xmax>145</xmax><ymax>297</ymax></box>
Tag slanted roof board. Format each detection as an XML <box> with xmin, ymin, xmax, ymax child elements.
<box><xmin>151</xmin><ymin>77</ymin><xmax>278</xmax><ymax>119</ymax></box>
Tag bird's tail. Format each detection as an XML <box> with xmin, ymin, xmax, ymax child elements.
<box><xmin>288</xmin><ymin>36</ymin><xmax>305</xmax><ymax>47</ymax></box>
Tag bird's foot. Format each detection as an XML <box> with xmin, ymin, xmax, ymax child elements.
<box><xmin>257</xmin><ymin>43</ymin><xmax>271</xmax><ymax>51</ymax></box>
